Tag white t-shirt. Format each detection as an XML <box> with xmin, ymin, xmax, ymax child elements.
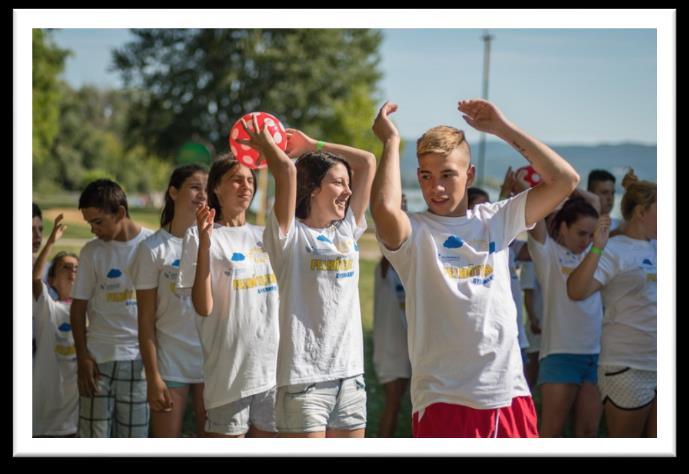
<box><xmin>130</xmin><ymin>228</ymin><xmax>204</xmax><ymax>383</ymax></box>
<box><xmin>527</xmin><ymin>234</ymin><xmax>603</xmax><ymax>360</ymax></box>
<box><xmin>71</xmin><ymin>228</ymin><xmax>153</xmax><ymax>364</ymax></box>
<box><xmin>32</xmin><ymin>283</ymin><xmax>78</xmax><ymax>436</ymax></box>
<box><xmin>263</xmin><ymin>208</ymin><xmax>366</xmax><ymax>387</ymax></box>
<box><xmin>509</xmin><ymin>240</ymin><xmax>529</xmax><ymax>350</ymax></box>
<box><xmin>373</xmin><ymin>261</ymin><xmax>411</xmax><ymax>383</ymax></box>
<box><xmin>594</xmin><ymin>235</ymin><xmax>656</xmax><ymax>371</ymax></box>
<box><xmin>178</xmin><ymin>223</ymin><xmax>279</xmax><ymax>409</ymax></box>
<box><xmin>379</xmin><ymin>191</ymin><xmax>533</xmax><ymax>413</ymax></box>
<box><xmin>520</xmin><ymin>261</ymin><xmax>543</xmax><ymax>354</ymax></box>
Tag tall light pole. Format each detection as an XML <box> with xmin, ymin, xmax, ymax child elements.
<box><xmin>477</xmin><ymin>30</ymin><xmax>494</xmax><ymax>187</ymax></box>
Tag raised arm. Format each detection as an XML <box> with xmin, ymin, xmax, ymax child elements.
<box><xmin>370</xmin><ymin>102</ymin><xmax>412</xmax><ymax>251</ymax></box>
<box><xmin>192</xmin><ymin>205</ymin><xmax>215</xmax><ymax>316</ymax></box>
<box><xmin>285</xmin><ymin>128</ymin><xmax>376</xmax><ymax>226</ymax></box>
<box><xmin>567</xmin><ymin>214</ymin><xmax>610</xmax><ymax>300</ymax></box>
<box><xmin>239</xmin><ymin>115</ymin><xmax>296</xmax><ymax>236</ymax></box>
<box><xmin>32</xmin><ymin>213</ymin><xmax>67</xmax><ymax>300</ymax></box>
<box><xmin>458</xmin><ymin>99</ymin><xmax>580</xmax><ymax>227</ymax></box>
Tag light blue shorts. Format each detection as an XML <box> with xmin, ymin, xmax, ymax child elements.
<box><xmin>537</xmin><ymin>353</ymin><xmax>599</xmax><ymax>385</ymax></box>
<box><xmin>276</xmin><ymin>375</ymin><xmax>367</xmax><ymax>433</ymax></box>
<box><xmin>163</xmin><ymin>380</ymin><xmax>190</xmax><ymax>389</ymax></box>
<box><xmin>205</xmin><ymin>387</ymin><xmax>277</xmax><ymax>436</ymax></box>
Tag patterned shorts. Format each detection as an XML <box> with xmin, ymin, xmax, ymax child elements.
<box><xmin>78</xmin><ymin>360</ymin><xmax>149</xmax><ymax>437</ymax></box>
<box><xmin>598</xmin><ymin>365</ymin><xmax>657</xmax><ymax>410</ymax></box>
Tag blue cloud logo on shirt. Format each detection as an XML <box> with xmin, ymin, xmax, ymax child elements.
<box><xmin>642</xmin><ymin>258</ymin><xmax>653</xmax><ymax>266</ymax></box>
<box><xmin>231</xmin><ymin>252</ymin><xmax>246</xmax><ymax>262</ymax></box>
<box><xmin>106</xmin><ymin>269</ymin><xmax>122</xmax><ymax>278</ymax></box>
<box><xmin>489</xmin><ymin>241</ymin><xmax>496</xmax><ymax>254</ymax></box>
<box><xmin>58</xmin><ymin>322</ymin><xmax>71</xmax><ymax>332</ymax></box>
<box><xmin>317</xmin><ymin>235</ymin><xmax>332</xmax><ymax>244</ymax></box>
<box><xmin>171</xmin><ymin>259</ymin><xmax>181</xmax><ymax>268</ymax></box>
<box><xmin>443</xmin><ymin>236</ymin><xmax>463</xmax><ymax>249</ymax></box>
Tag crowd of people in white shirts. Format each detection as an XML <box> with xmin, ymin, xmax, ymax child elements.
<box><xmin>31</xmin><ymin>98</ymin><xmax>657</xmax><ymax>439</ymax></box>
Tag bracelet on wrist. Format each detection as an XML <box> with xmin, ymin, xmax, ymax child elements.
<box><xmin>316</xmin><ymin>140</ymin><xmax>325</xmax><ymax>151</ymax></box>
<box><xmin>590</xmin><ymin>246</ymin><xmax>603</xmax><ymax>255</ymax></box>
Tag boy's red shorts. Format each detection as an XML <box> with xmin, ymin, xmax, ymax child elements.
<box><xmin>412</xmin><ymin>396</ymin><xmax>539</xmax><ymax>438</ymax></box>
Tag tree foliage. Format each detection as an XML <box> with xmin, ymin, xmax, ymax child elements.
<box><xmin>112</xmin><ymin>29</ymin><xmax>383</xmax><ymax>159</ymax></box>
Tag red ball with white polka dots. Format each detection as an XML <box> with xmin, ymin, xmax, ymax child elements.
<box><xmin>515</xmin><ymin>165</ymin><xmax>543</xmax><ymax>188</ymax></box>
<box><xmin>229</xmin><ymin>112</ymin><xmax>287</xmax><ymax>169</ymax></box>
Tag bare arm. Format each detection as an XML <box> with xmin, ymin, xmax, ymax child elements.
<box><xmin>370</xmin><ymin>102</ymin><xmax>412</xmax><ymax>251</ymax></box>
<box><xmin>191</xmin><ymin>205</ymin><xmax>214</xmax><ymax>316</ymax></box>
<box><xmin>32</xmin><ymin>214</ymin><xmax>67</xmax><ymax>300</ymax></box>
<box><xmin>458</xmin><ymin>99</ymin><xmax>580</xmax><ymax>227</ymax></box>
<box><xmin>240</xmin><ymin>115</ymin><xmax>296</xmax><ymax>236</ymax></box>
<box><xmin>137</xmin><ymin>288</ymin><xmax>173</xmax><ymax>412</ymax></box>
<box><xmin>70</xmin><ymin>298</ymin><xmax>99</xmax><ymax>397</ymax></box>
<box><xmin>567</xmin><ymin>215</ymin><xmax>610</xmax><ymax>300</ymax></box>
<box><xmin>523</xmin><ymin>289</ymin><xmax>541</xmax><ymax>335</ymax></box>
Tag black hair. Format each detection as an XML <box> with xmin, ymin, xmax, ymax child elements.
<box><xmin>78</xmin><ymin>179</ymin><xmax>130</xmax><ymax>217</ymax></box>
<box><xmin>33</xmin><ymin>202</ymin><xmax>42</xmax><ymax>219</ymax></box>
<box><xmin>551</xmin><ymin>197</ymin><xmax>599</xmax><ymax>238</ymax></box>
<box><xmin>207</xmin><ymin>153</ymin><xmax>257</xmax><ymax>221</ymax></box>
<box><xmin>160</xmin><ymin>164</ymin><xmax>208</xmax><ymax>228</ymax></box>
<box><xmin>467</xmin><ymin>187</ymin><xmax>490</xmax><ymax>208</ymax></box>
<box><xmin>587</xmin><ymin>169</ymin><xmax>616</xmax><ymax>191</ymax></box>
<box><xmin>295</xmin><ymin>151</ymin><xmax>352</xmax><ymax>220</ymax></box>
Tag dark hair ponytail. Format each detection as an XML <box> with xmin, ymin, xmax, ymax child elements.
<box><xmin>551</xmin><ymin>197</ymin><xmax>599</xmax><ymax>239</ymax></box>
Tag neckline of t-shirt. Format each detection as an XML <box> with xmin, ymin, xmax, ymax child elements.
<box><xmin>159</xmin><ymin>227</ymin><xmax>184</xmax><ymax>242</ymax></box>
<box><xmin>107</xmin><ymin>227</ymin><xmax>150</xmax><ymax>246</ymax></box>
<box><xmin>419</xmin><ymin>210</ymin><xmax>471</xmax><ymax>225</ymax></box>
<box><xmin>212</xmin><ymin>222</ymin><xmax>251</xmax><ymax>230</ymax></box>
<box><xmin>297</xmin><ymin>219</ymin><xmax>339</xmax><ymax>232</ymax></box>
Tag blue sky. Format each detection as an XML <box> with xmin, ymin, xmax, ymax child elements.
<box><xmin>50</xmin><ymin>28</ymin><xmax>657</xmax><ymax>146</ymax></box>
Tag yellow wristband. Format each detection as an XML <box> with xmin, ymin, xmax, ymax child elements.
<box><xmin>590</xmin><ymin>246</ymin><xmax>603</xmax><ymax>255</ymax></box>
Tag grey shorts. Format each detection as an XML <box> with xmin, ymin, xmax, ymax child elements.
<box><xmin>205</xmin><ymin>387</ymin><xmax>277</xmax><ymax>436</ymax></box>
<box><xmin>276</xmin><ymin>375</ymin><xmax>367</xmax><ymax>433</ymax></box>
<box><xmin>598</xmin><ymin>365</ymin><xmax>657</xmax><ymax>410</ymax></box>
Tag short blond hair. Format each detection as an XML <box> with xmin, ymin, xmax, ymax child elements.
<box><xmin>416</xmin><ymin>126</ymin><xmax>470</xmax><ymax>159</ymax></box>
<box><xmin>620</xmin><ymin>180</ymin><xmax>656</xmax><ymax>221</ymax></box>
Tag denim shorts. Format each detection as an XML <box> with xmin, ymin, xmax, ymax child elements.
<box><xmin>537</xmin><ymin>353</ymin><xmax>599</xmax><ymax>385</ymax></box>
<box><xmin>205</xmin><ymin>387</ymin><xmax>277</xmax><ymax>436</ymax></box>
<box><xmin>275</xmin><ymin>375</ymin><xmax>367</xmax><ymax>433</ymax></box>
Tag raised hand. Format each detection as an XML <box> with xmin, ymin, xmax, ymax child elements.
<box><xmin>285</xmin><ymin>128</ymin><xmax>316</xmax><ymax>158</ymax></box>
<box><xmin>593</xmin><ymin>214</ymin><xmax>612</xmax><ymax>250</ymax></box>
<box><xmin>237</xmin><ymin>114</ymin><xmax>277</xmax><ymax>155</ymax></box>
<box><xmin>372</xmin><ymin>101</ymin><xmax>400</xmax><ymax>143</ymax></box>
<box><xmin>47</xmin><ymin>213</ymin><xmax>68</xmax><ymax>245</ymax></box>
<box><xmin>196</xmin><ymin>204</ymin><xmax>216</xmax><ymax>244</ymax></box>
<box><xmin>458</xmin><ymin>99</ymin><xmax>510</xmax><ymax>136</ymax></box>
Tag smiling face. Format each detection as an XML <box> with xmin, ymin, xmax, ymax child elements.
<box><xmin>48</xmin><ymin>255</ymin><xmax>79</xmax><ymax>301</ymax></box>
<box><xmin>170</xmin><ymin>171</ymin><xmax>208</xmax><ymax>217</ymax></box>
<box><xmin>310</xmin><ymin>162</ymin><xmax>352</xmax><ymax>223</ymax></box>
<box><xmin>417</xmin><ymin>147</ymin><xmax>475</xmax><ymax>217</ymax></box>
<box><xmin>214</xmin><ymin>164</ymin><xmax>255</xmax><ymax>218</ymax></box>
<box><xmin>81</xmin><ymin>207</ymin><xmax>124</xmax><ymax>241</ymax></box>
<box><xmin>558</xmin><ymin>215</ymin><xmax>598</xmax><ymax>254</ymax></box>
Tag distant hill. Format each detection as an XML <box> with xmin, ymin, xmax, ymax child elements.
<box><xmin>400</xmin><ymin>140</ymin><xmax>657</xmax><ymax>192</ymax></box>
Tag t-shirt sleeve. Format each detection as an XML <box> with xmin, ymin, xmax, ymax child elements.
<box><xmin>33</xmin><ymin>281</ymin><xmax>60</xmax><ymax>328</ymax></box>
<box><xmin>71</xmin><ymin>242</ymin><xmax>96</xmax><ymax>301</ymax></box>
<box><xmin>593</xmin><ymin>244</ymin><xmax>618</xmax><ymax>287</ymax></box>
<box><xmin>487</xmin><ymin>189</ymin><xmax>535</xmax><ymax>249</ymax></box>
<box><xmin>342</xmin><ymin>207</ymin><xmax>368</xmax><ymax>241</ymax></box>
<box><xmin>131</xmin><ymin>240</ymin><xmax>159</xmax><ymax>290</ymax></box>
<box><xmin>177</xmin><ymin>227</ymin><xmax>199</xmax><ymax>290</ymax></box>
<box><xmin>526</xmin><ymin>231</ymin><xmax>551</xmax><ymax>276</ymax></box>
<box><xmin>263</xmin><ymin>210</ymin><xmax>297</xmax><ymax>265</ymax></box>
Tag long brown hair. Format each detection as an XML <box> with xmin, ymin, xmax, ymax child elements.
<box><xmin>294</xmin><ymin>151</ymin><xmax>352</xmax><ymax>221</ymax></box>
<box><xmin>207</xmin><ymin>154</ymin><xmax>257</xmax><ymax>221</ymax></box>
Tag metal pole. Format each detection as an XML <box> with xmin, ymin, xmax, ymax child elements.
<box><xmin>478</xmin><ymin>31</ymin><xmax>494</xmax><ymax>187</ymax></box>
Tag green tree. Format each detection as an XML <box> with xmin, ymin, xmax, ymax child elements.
<box><xmin>32</xmin><ymin>29</ymin><xmax>71</xmax><ymax>188</ymax></box>
<box><xmin>112</xmin><ymin>29</ymin><xmax>383</xmax><ymax>160</ymax></box>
